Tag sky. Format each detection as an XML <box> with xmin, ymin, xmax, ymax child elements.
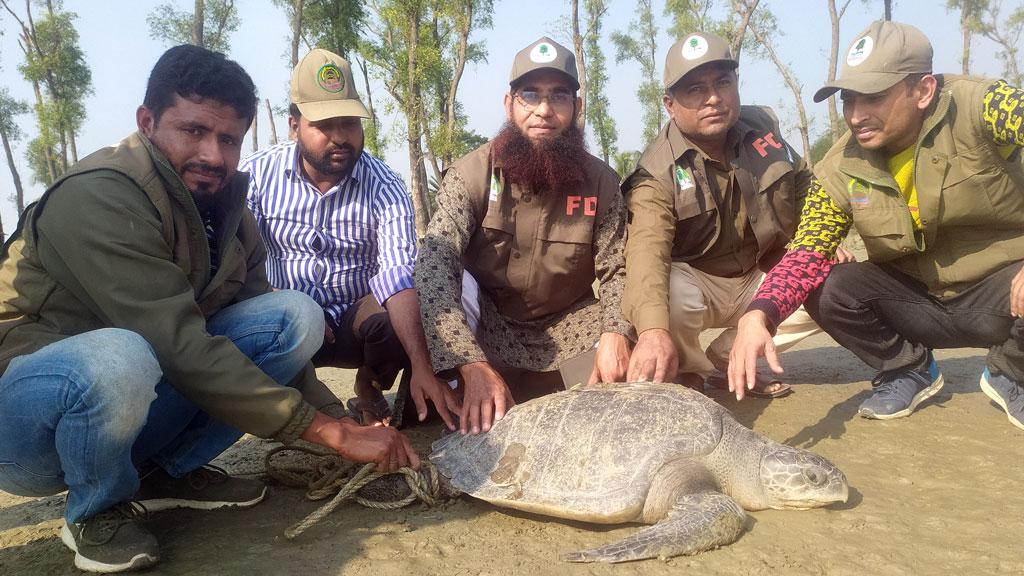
<box><xmin>0</xmin><ymin>0</ymin><xmax>1012</xmax><ymax>228</ymax></box>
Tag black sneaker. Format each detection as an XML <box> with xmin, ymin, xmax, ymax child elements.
<box><xmin>135</xmin><ymin>465</ymin><xmax>266</xmax><ymax>512</ymax></box>
<box><xmin>60</xmin><ymin>502</ymin><xmax>158</xmax><ymax>573</ymax></box>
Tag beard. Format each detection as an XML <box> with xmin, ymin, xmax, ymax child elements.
<box><xmin>490</xmin><ymin>121</ymin><xmax>589</xmax><ymax>195</ymax></box>
<box><xmin>296</xmin><ymin>135</ymin><xmax>363</xmax><ymax>179</ymax></box>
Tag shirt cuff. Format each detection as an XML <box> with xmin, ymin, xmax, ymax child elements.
<box><xmin>370</xmin><ymin>264</ymin><xmax>415</xmax><ymax>305</ymax></box>
<box><xmin>631</xmin><ymin>306</ymin><xmax>671</xmax><ymax>334</ymax></box>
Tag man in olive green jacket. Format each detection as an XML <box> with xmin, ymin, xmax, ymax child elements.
<box><xmin>0</xmin><ymin>45</ymin><xmax>418</xmax><ymax>574</ymax></box>
<box><xmin>729</xmin><ymin>21</ymin><xmax>1024</xmax><ymax>432</ymax></box>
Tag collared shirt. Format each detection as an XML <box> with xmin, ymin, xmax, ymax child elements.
<box><xmin>241</xmin><ymin>142</ymin><xmax>416</xmax><ymax>324</ymax></box>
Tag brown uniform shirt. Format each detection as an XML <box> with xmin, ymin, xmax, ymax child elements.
<box><xmin>622</xmin><ymin>106</ymin><xmax>811</xmax><ymax>334</ymax></box>
<box><xmin>415</xmin><ymin>141</ymin><xmax>632</xmax><ymax>374</ymax></box>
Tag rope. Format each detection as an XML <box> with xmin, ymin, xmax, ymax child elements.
<box><xmin>264</xmin><ymin>444</ymin><xmax>443</xmax><ymax>539</ymax></box>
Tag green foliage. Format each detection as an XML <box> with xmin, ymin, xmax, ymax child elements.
<box><xmin>147</xmin><ymin>0</ymin><xmax>240</xmax><ymax>53</ymax></box>
<box><xmin>14</xmin><ymin>3</ymin><xmax>94</xmax><ymax>185</ymax></box>
<box><xmin>613</xmin><ymin>150</ymin><xmax>641</xmax><ymax>180</ymax></box>
<box><xmin>809</xmin><ymin>124</ymin><xmax>847</xmax><ymax>165</ymax></box>
<box><xmin>0</xmin><ymin>88</ymin><xmax>30</xmax><ymax>141</ymax></box>
<box><xmin>663</xmin><ymin>0</ymin><xmax>717</xmax><ymax>38</ymax></box>
<box><xmin>584</xmin><ymin>0</ymin><xmax>617</xmax><ymax>164</ymax></box>
<box><xmin>611</xmin><ymin>0</ymin><xmax>663</xmax><ymax>143</ymax></box>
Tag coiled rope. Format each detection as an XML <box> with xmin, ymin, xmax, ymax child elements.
<box><xmin>264</xmin><ymin>444</ymin><xmax>442</xmax><ymax>539</ymax></box>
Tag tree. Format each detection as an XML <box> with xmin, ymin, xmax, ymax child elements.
<box><xmin>274</xmin><ymin>0</ymin><xmax>386</xmax><ymax>157</ymax></box>
<box><xmin>947</xmin><ymin>1</ymin><xmax>987</xmax><ymax>75</ymax></box>
<box><xmin>611</xmin><ymin>0</ymin><xmax>663</xmax><ymax>143</ymax></box>
<box><xmin>972</xmin><ymin>0</ymin><xmax>1023</xmax><ymax>85</ymax></box>
<box><xmin>581</xmin><ymin>0</ymin><xmax>617</xmax><ymax>163</ymax></box>
<box><xmin>2</xmin><ymin>0</ymin><xmax>94</xmax><ymax>185</ymax></box>
<box><xmin>826</xmin><ymin>0</ymin><xmax>853</xmax><ymax>141</ymax></box>
<box><xmin>730</xmin><ymin>0</ymin><xmax>811</xmax><ymax>159</ymax></box>
<box><xmin>361</xmin><ymin>0</ymin><xmax>493</xmax><ymax>234</ymax></box>
<box><xmin>613</xmin><ymin>150</ymin><xmax>640</xmax><ymax>179</ymax></box>
<box><xmin>147</xmin><ymin>0</ymin><xmax>239</xmax><ymax>53</ymax></box>
<box><xmin>0</xmin><ymin>87</ymin><xmax>29</xmax><ymax>233</ymax></box>
<box><xmin>664</xmin><ymin>0</ymin><xmax>719</xmax><ymax>39</ymax></box>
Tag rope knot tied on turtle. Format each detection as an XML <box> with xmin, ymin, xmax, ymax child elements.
<box><xmin>264</xmin><ymin>444</ymin><xmax>442</xmax><ymax>539</ymax></box>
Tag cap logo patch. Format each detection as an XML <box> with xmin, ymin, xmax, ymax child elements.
<box><xmin>846</xmin><ymin>36</ymin><xmax>873</xmax><ymax>67</ymax></box>
<box><xmin>681</xmin><ymin>35</ymin><xmax>709</xmax><ymax>60</ymax></box>
<box><xmin>529</xmin><ymin>43</ymin><xmax>557</xmax><ymax>63</ymax></box>
<box><xmin>317</xmin><ymin>63</ymin><xmax>345</xmax><ymax>93</ymax></box>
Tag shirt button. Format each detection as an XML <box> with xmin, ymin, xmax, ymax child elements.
<box><xmin>523</xmin><ymin>196</ymin><xmax>532</xmax><ymax>203</ymax></box>
<box><xmin>931</xmin><ymin>157</ymin><xmax>940</xmax><ymax>164</ymax></box>
<box><xmin>512</xmin><ymin>251</ymin><xmax>521</xmax><ymax>259</ymax></box>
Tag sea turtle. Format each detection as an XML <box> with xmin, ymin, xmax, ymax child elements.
<box><xmin>422</xmin><ymin>381</ymin><xmax>849</xmax><ymax>563</ymax></box>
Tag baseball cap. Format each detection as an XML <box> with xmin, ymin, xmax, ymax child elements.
<box><xmin>664</xmin><ymin>32</ymin><xmax>738</xmax><ymax>90</ymax></box>
<box><xmin>813</xmin><ymin>20</ymin><xmax>933</xmax><ymax>102</ymax></box>
<box><xmin>289</xmin><ymin>48</ymin><xmax>370</xmax><ymax>121</ymax></box>
<box><xmin>509</xmin><ymin>37</ymin><xmax>580</xmax><ymax>91</ymax></box>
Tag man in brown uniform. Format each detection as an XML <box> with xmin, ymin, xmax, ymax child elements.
<box><xmin>623</xmin><ymin>31</ymin><xmax>828</xmax><ymax>395</ymax></box>
<box><xmin>416</xmin><ymin>37</ymin><xmax>632</xmax><ymax>434</ymax></box>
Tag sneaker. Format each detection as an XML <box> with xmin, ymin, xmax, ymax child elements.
<box><xmin>60</xmin><ymin>502</ymin><xmax>158</xmax><ymax>573</ymax></box>
<box><xmin>135</xmin><ymin>465</ymin><xmax>266</xmax><ymax>512</ymax></box>
<box><xmin>859</xmin><ymin>354</ymin><xmax>944</xmax><ymax>420</ymax></box>
<box><xmin>980</xmin><ymin>368</ymin><xmax>1024</xmax><ymax>431</ymax></box>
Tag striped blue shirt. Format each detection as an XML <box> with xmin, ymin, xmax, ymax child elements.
<box><xmin>241</xmin><ymin>142</ymin><xmax>416</xmax><ymax>323</ymax></box>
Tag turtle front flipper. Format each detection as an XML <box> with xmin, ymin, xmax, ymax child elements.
<box><xmin>562</xmin><ymin>493</ymin><xmax>746</xmax><ymax>563</ymax></box>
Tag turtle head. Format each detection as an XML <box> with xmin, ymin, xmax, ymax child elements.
<box><xmin>758</xmin><ymin>445</ymin><xmax>848</xmax><ymax>510</ymax></box>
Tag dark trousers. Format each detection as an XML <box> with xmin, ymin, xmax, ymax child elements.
<box><xmin>805</xmin><ymin>260</ymin><xmax>1024</xmax><ymax>380</ymax></box>
<box><xmin>313</xmin><ymin>294</ymin><xmax>409</xmax><ymax>390</ymax></box>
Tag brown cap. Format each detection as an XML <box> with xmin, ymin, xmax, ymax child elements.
<box><xmin>813</xmin><ymin>21</ymin><xmax>932</xmax><ymax>102</ymax></box>
<box><xmin>289</xmin><ymin>48</ymin><xmax>370</xmax><ymax>121</ymax></box>
<box><xmin>508</xmin><ymin>37</ymin><xmax>580</xmax><ymax>91</ymax></box>
<box><xmin>664</xmin><ymin>32</ymin><xmax>737</xmax><ymax>90</ymax></box>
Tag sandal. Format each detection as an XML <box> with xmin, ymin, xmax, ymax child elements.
<box><xmin>705</xmin><ymin>369</ymin><xmax>792</xmax><ymax>399</ymax></box>
<box><xmin>345</xmin><ymin>395</ymin><xmax>393</xmax><ymax>425</ymax></box>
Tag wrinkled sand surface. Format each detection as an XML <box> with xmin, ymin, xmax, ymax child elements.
<box><xmin>2</xmin><ymin>333</ymin><xmax>1023</xmax><ymax>575</ymax></box>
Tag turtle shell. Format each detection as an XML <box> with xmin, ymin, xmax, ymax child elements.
<box><xmin>429</xmin><ymin>382</ymin><xmax>726</xmax><ymax>523</ymax></box>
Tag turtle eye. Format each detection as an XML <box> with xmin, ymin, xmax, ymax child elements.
<box><xmin>804</xmin><ymin>470</ymin><xmax>823</xmax><ymax>485</ymax></box>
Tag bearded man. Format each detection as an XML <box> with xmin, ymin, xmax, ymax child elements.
<box><xmin>415</xmin><ymin>37</ymin><xmax>633</xmax><ymax>435</ymax></box>
<box><xmin>242</xmin><ymin>49</ymin><xmax>457</xmax><ymax>429</ymax></box>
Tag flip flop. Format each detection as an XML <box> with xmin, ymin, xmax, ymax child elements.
<box><xmin>345</xmin><ymin>396</ymin><xmax>393</xmax><ymax>425</ymax></box>
<box><xmin>705</xmin><ymin>369</ymin><xmax>793</xmax><ymax>399</ymax></box>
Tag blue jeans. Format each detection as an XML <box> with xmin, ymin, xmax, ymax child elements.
<box><xmin>0</xmin><ymin>290</ymin><xmax>323</xmax><ymax>523</ymax></box>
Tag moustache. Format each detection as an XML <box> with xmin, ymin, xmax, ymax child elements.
<box><xmin>183</xmin><ymin>162</ymin><xmax>227</xmax><ymax>178</ymax></box>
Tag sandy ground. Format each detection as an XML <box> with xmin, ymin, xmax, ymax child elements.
<box><xmin>2</xmin><ymin>331</ymin><xmax>1023</xmax><ymax>575</ymax></box>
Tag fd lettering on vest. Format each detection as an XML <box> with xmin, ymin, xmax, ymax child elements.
<box><xmin>566</xmin><ymin>196</ymin><xmax>597</xmax><ymax>216</ymax></box>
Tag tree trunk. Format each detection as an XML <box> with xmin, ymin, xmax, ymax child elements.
<box><xmin>884</xmin><ymin>0</ymin><xmax>892</xmax><ymax>21</ymax></box>
<box><xmin>192</xmin><ymin>0</ymin><xmax>204</xmax><ymax>46</ymax></box>
<box><xmin>30</xmin><ymin>78</ymin><xmax>56</xmax><ymax>184</ymax></box>
<box><xmin>572</xmin><ymin>0</ymin><xmax>587</xmax><ymax>132</ymax></box>
<box><xmin>250</xmin><ymin>114</ymin><xmax>258</xmax><ymax>152</ymax></box>
<box><xmin>266</xmin><ymin>98</ymin><xmax>279</xmax><ymax>145</ymax></box>
<box><xmin>444</xmin><ymin>0</ymin><xmax>473</xmax><ymax>169</ymax></box>
<box><xmin>747</xmin><ymin>10</ymin><xmax>811</xmax><ymax>159</ymax></box>
<box><xmin>68</xmin><ymin>129</ymin><xmax>78</xmax><ymax>163</ymax></box>
<box><xmin>357</xmin><ymin>58</ymin><xmax>381</xmax><ymax>156</ymax></box>
<box><xmin>827</xmin><ymin>0</ymin><xmax>841</xmax><ymax>140</ymax></box>
<box><xmin>728</xmin><ymin>0</ymin><xmax>759</xmax><ymax>64</ymax></box>
<box><xmin>291</xmin><ymin>0</ymin><xmax>304</xmax><ymax>67</ymax></box>
<box><xmin>2</xmin><ymin>128</ymin><xmax>24</xmax><ymax>217</ymax></box>
<box><xmin>405</xmin><ymin>8</ymin><xmax>430</xmax><ymax>236</ymax></box>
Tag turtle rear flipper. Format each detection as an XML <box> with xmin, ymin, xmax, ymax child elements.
<box><xmin>562</xmin><ymin>493</ymin><xmax>746</xmax><ymax>563</ymax></box>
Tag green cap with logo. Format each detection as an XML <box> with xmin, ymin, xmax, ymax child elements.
<box><xmin>813</xmin><ymin>20</ymin><xmax>932</xmax><ymax>103</ymax></box>
<box><xmin>290</xmin><ymin>48</ymin><xmax>370</xmax><ymax>121</ymax></box>
<box><xmin>664</xmin><ymin>32</ymin><xmax>737</xmax><ymax>90</ymax></box>
<box><xmin>509</xmin><ymin>37</ymin><xmax>580</xmax><ymax>91</ymax></box>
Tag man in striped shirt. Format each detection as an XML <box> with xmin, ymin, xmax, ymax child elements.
<box><xmin>242</xmin><ymin>49</ymin><xmax>457</xmax><ymax>429</ymax></box>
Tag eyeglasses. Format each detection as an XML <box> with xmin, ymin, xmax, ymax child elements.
<box><xmin>513</xmin><ymin>90</ymin><xmax>575</xmax><ymax>111</ymax></box>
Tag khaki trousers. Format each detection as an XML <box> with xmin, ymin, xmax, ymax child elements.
<box><xmin>667</xmin><ymin>262</ymin><xmax>820</xmax><ymax>378</ymax></box>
